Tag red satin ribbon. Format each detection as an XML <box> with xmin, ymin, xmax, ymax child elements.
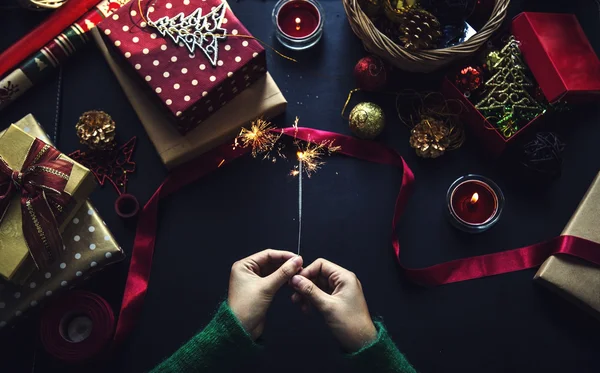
<box><xmin>0</xmin><ymin>138</ymin><xmax>73</xmax><ymax>270</ymax></box>
<box><xmin>113</xmin><ymin>127</ymin><xmax>600</xmax><ymax>344</ymax></box>
<box><xmin>41</xmin><ymin>291</ymin><xmax>115</xmax><ymax>364</ymax></box>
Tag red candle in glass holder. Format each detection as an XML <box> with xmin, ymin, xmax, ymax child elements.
<box><xmin>277</xmin><ymin>0</ymin><xmax>320</xmax><ymax>38</ymax></box>
<box><xmin>450</xmin><ymin>180</ymin><xmax>498</xmax><ymax>225</ymax></box>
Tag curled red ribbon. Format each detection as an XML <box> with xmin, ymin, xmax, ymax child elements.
<box><xmin>41</xmin><ymin>291</ymin><xmax>115</xmax><ymax>364</ymax></box>
<box><xmin>0</xmin><ymin>138</ymin><xmax>74</xmax><ymax>270</ymax></box>
<box><xmin>113</xmin><ymin>127</ymin><xmax>600</xmax><ymax>344</ymax></box>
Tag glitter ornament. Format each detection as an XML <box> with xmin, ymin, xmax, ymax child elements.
<box><xmin>482</xmin><ymin>50</ymin><xmax>502</xmax><ymax>73</ymax></box>
<box><xmin>455</xmin><ymin>66</ymin><xmax>483</xmax><ymax>93</ymax></box>
<box><xmin>409</xmin><ymin>116</ymin><xmax>451</xmax><ymax>158</ymax></box>
<box><xmin>399</xmin><ymin>8</ymin><xmax>442</xmax><ymax>50</ymax></box>
<box><xmin>348</xmin><ymin>102</ymin><xmax>385</xmax><ymax>140</ymax></box>
<box><xmin>475</xmin><ymin>36</ymin><xmax>544</xmax><ymax>136</ymax></box>
<box><xmin>75</xmin><ymin>111</ymin><xmax>116</xmax><ymax>151</ymax></box>
<box><xmin>384</xmin><ymin>0</ymin><xmax>417</xmax><ymax>23</ymax></box>
<box><xmin>354</xmin><ymin>55</ymin><xmax>388</xmax><ymax>92</ymax></box>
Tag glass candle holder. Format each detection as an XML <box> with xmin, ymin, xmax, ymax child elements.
<box><xmin>446</xmin><ymin>174</ymin><xmax>504</xmax><ymax>233</ymax></box>
<box><xmin>272</xmin><ymin>0</ymin><xmax>324</xmax><ymax>50</ymax></box>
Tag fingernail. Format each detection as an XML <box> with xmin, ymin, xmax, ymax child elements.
<box><xmin>293</xmin><ymin>256</ymin><xmax>302</xmax><ymax>266</ymax></box>
<box><xmin>291</xmin><ymin>275</ymin><xmax>302</xmax><ymax>287</ymax></box>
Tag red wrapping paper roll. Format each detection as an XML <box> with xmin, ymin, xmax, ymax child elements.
<box><xmin>0</xmin><ymin>0</ymin><xmax>100</xmax><ymax>79</ymax></box>
<box><xmin>40</xmin><ymin>291</ymin><xmax>114</xmax><ymax>364</ymax></box>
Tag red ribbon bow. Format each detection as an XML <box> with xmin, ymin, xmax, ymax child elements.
<box><xmin>0</xmin><ymin>138</ymin><xmax>74</xmax><ymax>270</ymax></box>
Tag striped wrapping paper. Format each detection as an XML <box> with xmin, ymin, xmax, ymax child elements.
<box><xmin>0</xmin><ymin>0</ymin><xmax>129</xmax><ymax>111</ymax></box>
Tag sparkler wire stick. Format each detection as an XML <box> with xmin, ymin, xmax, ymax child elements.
<box><xmin>297</xmin><ymin>158</ymin><xmax>303</xmax><ymax>255</ymax></box>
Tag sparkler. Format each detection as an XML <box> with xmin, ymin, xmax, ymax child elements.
<box><xmin>233</xmin><ymin>118</ymin><xmax>282</xmax><ymax>162</ymax></box>
<box><xmin>234</xmin><ymin>117</ymin><xmax>340</xmax><ymax>255</ymax></box>
<box><xmin>289</xmin><ymin>118</ymin><xmax>340</xmax><ymax>254</ymax></box>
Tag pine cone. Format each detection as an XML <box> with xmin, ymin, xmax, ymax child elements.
<box><xmin>399</xmin><ymin>9</ymin><xmax>442</xmax><ymax>50</ymax></box>
<box><xmin>76</xmin><ymin>110</ymin><xmax>116</xmax><ymax>151</ymax></box>
<box><xmin>409</xmin><ymin>117</ymin><xmax>451</xmax><ymax>158</ymax></box>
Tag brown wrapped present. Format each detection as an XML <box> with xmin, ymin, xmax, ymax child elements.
<box><xmin>0</xmin><ymin>120</ymin><xmax>96</xmax><ymax>283</ymax></box>
<box><xmin>0</xmin><ymin>114</ymin><xmax>124</xmax><ymax>329</ymax></box>
<box><xmin>534</xmin><ymin>171</ymin><xmax>600</xmax><ymax>318</ymax></box>
<box><xmin>92</xmin><ymin>27</ymin><xmax>287</xmax><ymax>169</ymax></box>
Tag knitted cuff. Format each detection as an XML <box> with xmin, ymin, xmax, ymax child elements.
<box><xmin>346</xmin><ymin>321</ymin><xmax>417</xmax><ymax>373</ymax></box>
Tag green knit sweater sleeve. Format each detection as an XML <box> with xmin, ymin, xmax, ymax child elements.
<box><xmin>150</xmin><ymin>301</ymin><xmax>259</xmax><ymax>373</ymax></box>
<box><xmin>347</xmin><ymin>321</ymin><xmax>417</xmax><ymax>373</ymax></box>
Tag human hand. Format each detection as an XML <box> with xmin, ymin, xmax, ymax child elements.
<box><xmin>228</xmin><ymin>249</ymin><xmax>303</xmax><ymax>340</ymax></box>
<box><xmin>290</xmin><ymin>258</ymin><xmax>377</xmax><ymax>352</ymax></box>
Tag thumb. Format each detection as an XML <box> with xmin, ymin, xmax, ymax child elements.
<box><xmin>291</xmin><ymin>275</ymin><xmax>328</xmax><ymax>310</ymax></box>
<box><xmin>265</xmin><ymin>255</ymin><xmax>303</xmax><ymax>292</ymax></box>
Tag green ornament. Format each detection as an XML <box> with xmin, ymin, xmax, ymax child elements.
<box><xmin>348</xmin><ymin>102</ymin><xmax>385</xmax><ymax>140</ymax></box>
<box><xmin>483</xmin><ymin>50</ymin><xmax>502</xmax><ymax>73</ymax></box>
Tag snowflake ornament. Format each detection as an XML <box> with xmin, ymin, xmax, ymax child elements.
<box><xmin>147</xmin><ymin>2</ymin><xmax>227</xmax><ymax>67</ymax></box>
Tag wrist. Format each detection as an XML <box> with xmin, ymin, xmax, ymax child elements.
<box><xmin>340</xmin><ymin>319</ymin><xmax>377</xmax><ymax>352</ymax></box>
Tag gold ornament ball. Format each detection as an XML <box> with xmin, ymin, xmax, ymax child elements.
<box><xmin>75</xmin><ymin>110</ymin><xmax>116</xmax><ymax>151</ymax></box>
<box><xmin>348</xmin><ymin>102</ymin><xmax>385</xmax><ymax>140</ymax></box>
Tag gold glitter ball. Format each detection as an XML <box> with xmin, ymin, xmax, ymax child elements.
<box><xmin>348</xmin><ymin>102</ymin><xmax>385</xmax><ymax>140</ymax></box>
<box><xmin>75</xmin><ymin>111</ymin><xmax>116</xmax><ymax>151</ymax></box>
<box><xmin>409</xmin><ymin>117</ymin><xmax>451</xmax><ymax>158</ymax></box>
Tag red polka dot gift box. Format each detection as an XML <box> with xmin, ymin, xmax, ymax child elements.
<box><xmin>98</xmin><ymin>0</ymin><xmax>267</xmax><ymax>134</ymax></box>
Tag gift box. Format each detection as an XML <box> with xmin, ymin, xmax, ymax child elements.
<box><xmin>0</xmin><ymin>115</ymin><xmax>124</xmax><ymax>330</ymax></box>
<box><xmin>97</xmin><ymin>0</ymin><xmax>267</xmax><ymax>135</ymax></box>
<box><xmin>92</xmin><ymin>27</ymin><xmax>286</xmax><ymax>169</ymax></box>
<box><xmin>0</xmin><ymin>122</ymin><xmax>96</xmax><ymax>283</ymax></box>
<box><xmin>533</xmin><ymin>171</ymin><xmax>600</xmax><ymax>319</ymax></box>
<box><xmin>442</xmin><ymin>12</ymin><xmax>600</xmax><ymax>157</ymax></box>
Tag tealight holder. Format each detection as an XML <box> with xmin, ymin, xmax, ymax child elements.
<box><xmin>272</xmin><ymin>0</ymin><xmax>324</xmax><ymax>50</ymax></box>
<box><xmin>446</xmin><ymin>174</ymin><xmax>504</xmax><ymax>233</ymax></box>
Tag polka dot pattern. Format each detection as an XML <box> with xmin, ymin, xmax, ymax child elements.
<box><xmin>0</xmin><ymin>197</ymin><xmax>124</xmax><ymax>327</ymax></box>
<box><xmin>96</xmin><ymin>1</ymin><xmax>268</xmax><ymax>132</ymax></box>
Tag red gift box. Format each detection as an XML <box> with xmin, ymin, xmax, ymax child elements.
<box><xmin>512</xmin><ymin>12</ymin><xmax>600</xmax><ymax>104</ymax></box>
<box><xmin>442</xmin><ymin>12</ymin><xmax>600</xmax><ymax>157</ymax></box>
<box><xmin>98</xmin><ymin>0</ymin><xmax>267</xmax><ymax>134</ymax></box>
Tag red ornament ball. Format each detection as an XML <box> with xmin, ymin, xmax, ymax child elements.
<box><xmin>354</xmin><ymin>55</ymin><xmax>388</xmax><ymax>92</ymax></box>
<box><xmin>455</xmin><ymin>66</ymin><xmax>483</xmax><ymax>93</ymax></box>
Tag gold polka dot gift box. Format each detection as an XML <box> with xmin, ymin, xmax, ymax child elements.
<box><xmin>0</xmin><ymin>115</ymin><xmax>124</xmax><ymax>330</ymax></box>
<box><xmin>97</xmin><ymin>0</ymin><xmax>267</xmax><ymax>135</ymax></box>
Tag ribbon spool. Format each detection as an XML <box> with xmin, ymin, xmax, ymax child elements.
<box><xmin>40</xmin><ymin>291</ymin><xmax>114</xmax><ymax>364</ymax></box>
<box><xmin>115</xmin><ymin>193</ymin><xmax>140</xmax><ymax>219</ymax></box>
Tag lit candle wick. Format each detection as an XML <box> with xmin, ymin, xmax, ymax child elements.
<box><xmin>295</xmin><ymin>17</ymin><xmax>301</xmax><ymax>31</ymax></box>
<box><xmin>470</xmin><ymin>192</ymin><xmax>479</xmax><ymax>205</ymax></box>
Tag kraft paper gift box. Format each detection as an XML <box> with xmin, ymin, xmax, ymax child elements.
<box><xmin>92</xmin><ymin>27</ymin><xmax>287</xmax><ymax>169</ymax></box>
<box><xmin>97</xmin><ymin>0</ymin><xmax>268</xmax><ymax>135</ymax></box>
<box><xmin>0</xmin><ymin>115</ymin><xmax>124</xmax><ymax>330</ymax></box>
<box><xmin>442</xmin><ymin>12</ymin><xmax>600</xmax><ymax>157</ymax></box>
<box><xmin>0</xmin><ymin>122</ymin><xmax>96</xmax><ymax>283</ymax></box>
<box><xmin>534</xmin><ymin>171</ymin><xmax>600</xmax><ymax>319</ymax></box>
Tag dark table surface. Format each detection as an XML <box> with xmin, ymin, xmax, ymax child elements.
<box><xmin>2</xmin><ymin>0</ymin><xmax>600</xmax><ymax>372</ymax></box>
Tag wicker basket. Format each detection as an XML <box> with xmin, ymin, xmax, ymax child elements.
<box><xmin>342</xmin><ymin>0</ymin><xmax>511</xmax><ymax>72</ymax></box>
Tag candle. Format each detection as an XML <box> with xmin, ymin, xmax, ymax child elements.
<box><xmin>447</xmin><ymin>175</ymin><xmax>504</xmax><ymax>233</ymax></box>
<box><xmin>273</xmin><ymin>0</ymin><xmax>324</xmax><ymax>50</ymax></box>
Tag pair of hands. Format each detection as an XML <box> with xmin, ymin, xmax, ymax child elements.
<box><xmin>228</xmin><ymin>249</ymin><xmax>377</xmax><ymax>352</ymax></box>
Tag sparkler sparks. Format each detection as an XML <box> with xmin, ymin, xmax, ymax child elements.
<box><xmin>291</xmin><ymin>140</ymin><xmax>341</xmax><ymax>177</ymax></box>
<box><xmin>233</xmin><ymin>116</ymin><xmax>341</xmax><ymax>256</ymax></box>
<box><xmin>234</xmin><ymin>118</ymin><xmax>282</xmax><ymax>162</ymax></box>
